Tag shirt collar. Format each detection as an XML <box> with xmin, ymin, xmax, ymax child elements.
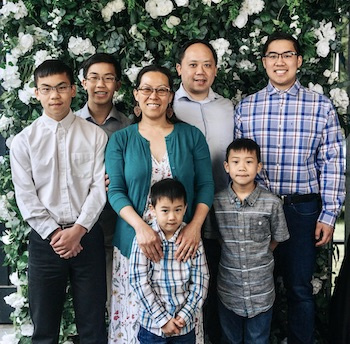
<box><xmin>153</xmin><ymin>220</ymin><xmax>186</xmax><ymax>242</ymax></box>
<box><xmin>267</xmin><ymin>79</ymin><xmax>301</xmax><ymax>96</ymax></box>
<box><xmin>175</xmin><ymin>83</ymin><xmax>217</xmax><ymax>104</ymax></box>
<box><xmin>41</xmin><ymin>109</ymin><xmax>75</xmax><ymax>133</ymax></box>
<box><xmin>227</xmin><ymin>182</ymin><xmax>262</xmax><ymax>207</ymax></box>
<box><xmin>79</xmin><ymin>102</ymin><xmax>119</xmax><ymax>125</ymax></box>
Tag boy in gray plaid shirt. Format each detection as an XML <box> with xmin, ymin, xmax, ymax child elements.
<box><xmin>212</xmin><ymin>138</ymin><xmax>289</xmax><ymax>344</ymax></box>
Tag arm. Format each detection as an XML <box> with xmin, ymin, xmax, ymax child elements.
<box><xmin>316</xmin><ymin>104</ymin><xmax>345</xmax><ymax>244</ymax></box>
<box><xmin>129</xmin><ymin>239</ymin><xmax>171</xmax><ymax>329</ymax></box>
<box><xmin>105</xmin><ymin>131</ymin><xmax>162</xmax><ymax>261</ymax></box>
<box><xmin>176</xmin><ymin>241</ymin><xmax>210</xmax><ymax>326</ymax></box>
<box><xmin>10</xmin><ymin>135</ymin><xmax>59</xmax><ymax>239</ymax></box>
<box><xmin>176</xmin><ymin>128</ymin><xmax>214</xmax><ymax>261</ymax></box>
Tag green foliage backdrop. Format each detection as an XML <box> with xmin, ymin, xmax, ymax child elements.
<box><xmin>0</xmin><ymin>0</ymin><xmax>349</xmax><ymax>343</ymax></box>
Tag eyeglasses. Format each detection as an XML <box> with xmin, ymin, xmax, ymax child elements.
<box><xmin>137</xmin><ymin>86</ymin><xmax>171</xmax><ymax>96</ymax></box>
<box><xmin>264</xmin><ymin>51</ymin><xmax>298</xmax><ymax>60</ymax></box>
<box><xmin>37</xmin><ymin>84</ymin><xmax>72</xmax><ymax>95</ymax></box>
<box><xmin>86</xmin><ymin>76</ymin><xmax>117</xmax><ymax>84</ymax></box>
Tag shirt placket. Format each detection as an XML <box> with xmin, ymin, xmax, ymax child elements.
<box><xmin>57</xmin><ymin>124</ymin><xmax>71</xmax><ymax>222</ymax></box>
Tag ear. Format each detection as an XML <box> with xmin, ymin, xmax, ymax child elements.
<box><xmin>176</xmin><ymin>63</ymin><xmax>182</xmax><ymax>76</ymax></box>
<box><xmin>81</xmin><ymin>79</ymin><xmax>87</xmax><ymax>90</ymax></box>
<box><xmin>115</xmin><ymin>80</ymin><xmax>121</xmax><ymax>92</ymax></box>
<box><xmin>262</xmin><ymin>57</ymin><xmax>267</xmax><ymax>70</ymax></box>
<box><xmin>133</xmin><ymin>88</ymin><xmax>139</xmax><ymax>102</ymax></box>
<box><xmin>71</xmin><ymin>85</ymin><xmax>77</xmax><ymax>98</ymax></box>
<box><xmin>297</xmin><ymin>55</ymin><xmax>303</xmax><ymax>69</ymax></box>
<box><xmin>223</xmin><ymin>161</ymin><xmax>229</xmax><ymax>174</ymax></box>
<box><xmin>34</xmin><ymin>88</ymin><xmax>40</xmax><ymax>101</ymax></box>
<box><xmin>149</xmin><ymin>204</ymin><xmax>155</xmax><ymax>214</ymax></box>
<box><xmin>257</xmin><ymin>162</ymin><xmax>263</xmax><ymax>174</ymax></box>
<box><xmin>169</xmin><ymin>91</ymin><xmax>174</xmax><ymax>103</ymax></box>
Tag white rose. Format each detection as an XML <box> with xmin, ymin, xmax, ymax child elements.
<box><xmin>311</xmin><ymin>277</ymin><xmax>322</xmax><ymax>295</ymax></box>
<box><xmin>33</xmin><ymin>50</ymin><xmax>53</xmax><ymax>67</ymax></box>
<box><xmin>18</xmin><ymin>82</ymin><xmax>35</xmax><ymax>105</ymax></box>
<box><xmin>124</xmin><ymin>64</ymin><xmax>142</xmax><ymax>83</ymax></box>
<box><xmin>18</xmin><ymin>33</ymin><xmax>34</xmax><ymax>55</ymax></box>
<box><xmin>4</xmin><ymin>292</ymin><xmax>26</xmax><ymax>309</ymax></box>
<box><xmin>145</xmin><ymin>0</ymin><xmax>173</xmax><ymax>19</ymax></box>
<box><xmin>232</xmin><ymin>12</ymin><xmax>248</xmax><ymax>29</ymax></box>
<box><xmin>0</xmin><ymin>333</ymin><xmax>19</xmax><ymax>344</ymax></box>
<box><xmin>323</xmin><ymin>69</ymin><xmax>331</xmax><ymax>77</ymax></box>
<box><xmin>68</xmin><ymin>36</ymin><xmax>96</xmax><ymax>56</ymax></box>
<box><xmin>166</xmin><ymin>15</ymin><xmax>181</xmax><ymax>29</ymax></box>
<box><xmin>0</xmin><ymin>65</ymin><xmax>21</xmax><ymax>91</ymax></box>
<box><xmin>20</xmin><ymin>324</ymin><xmax>34</xmax><ymax>337</ymax></box>
<box><xmin>9</xmin><ymin>272</ymin><xmax>24</xmax><ymax>287</ymax></box>
<box><xmin>236</xmin><ymin>59</ymin><xmax>256</xmax><ymax>71</ymax></box>
<box><xmin>239</xmin><ymin>45</ymin><xmax>249</xmax><ymax>55</ymax></box>
<box><xmin>330</xmin><ymin>88</ymin><xmax>349</xmax><ymax>114</ymax></box>
<box><xmin>243</xmin><ymin>0</ymin><xmax>265</xmax><ymax>15</ymax></box>
<box><xmin>0</xmin><ymin>0</ymin><xmax>28</xmax><ymax>20</ymax></box>
<box><xmin>0</xmin><ymin>115</ymin><xmax>14</xmax><ymax>132</ymax></box>
<box><xmin>175</xmin><ymin>0</ymin><xmax>189</xmax><ymax>6</ymax></box>
<box><xmin>316</xmin><ymin>39</ymin><xmax>330</xmax><ymax>58</ymax></box>
<box><xmin>308</xmin><ymin>82</ymin><xmax>324</xmax><ymax>94</ymax></box>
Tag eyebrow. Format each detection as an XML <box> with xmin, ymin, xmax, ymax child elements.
<box><xmin>38</xmin><ymin>81</ymin><xmax>69</xmax><ymax>87</ymax></box>
<box><xmin>266</xmin><ymin>50</ymin><xmax>296</xmax><ymax>54</ymax></box>
<box><xmin>87</xmin><ymin>72</ymin><xmax>116</xmax><ymax>76</ymax></box>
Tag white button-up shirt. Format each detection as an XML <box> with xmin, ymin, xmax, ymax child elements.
<box><xmin>10</xmin><ymin>110</ymin><xmax>108</xmax><ymax>239</ymax></box>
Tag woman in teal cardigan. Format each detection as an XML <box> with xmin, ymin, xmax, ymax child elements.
<box><xmin>105</xmin><ymin>65</ymin><xmax>214</xmax><ymax>343</ymax></box>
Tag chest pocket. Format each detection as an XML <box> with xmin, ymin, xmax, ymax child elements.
<box><xmin>249</xmin><ymin>216</ymin><xmax>271</xmax><ymax>242</ymax></box>
<box><xmin>70</xmin><ymin>153</ymin><xmax>94</xmax><ymax>178</ymax></box>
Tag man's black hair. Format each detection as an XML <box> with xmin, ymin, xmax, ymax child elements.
<box><xmin>262</xmin><ymin>31</ymin><xmax>302</xmax><ymax>57</ymax></box>
<box><xmin>177</xmin><ymin>39</ymin><xmax>218</xmax><ymax>66</ymax></box>
<box><xmin>34</xmin><ymin>59</ymin><xmax>75</xmax><ymax>86</ymax></box>
<box><xmin>150</xmin><ymin>178</ymin><xmax>187</xmax><ymax>207</ymax></box>
<box><xmin>81</xmin><ymin>53</ymin><xmax>121</xmax><ymax>80</ymax></box>
<box><xmin>225</xmin><ymin>138</ymin><xmax>261</xmax><ymax>163</ymax></box>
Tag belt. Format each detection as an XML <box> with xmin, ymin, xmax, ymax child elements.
<box><xmin>279</xmin><ymin>193</ymin><xmax>320</xmax><ymax>205</ymax></box>
<box><xmin>58</xmin><ymin>223</ymin><xmax>75</xmax><ymax>229</ymax></box>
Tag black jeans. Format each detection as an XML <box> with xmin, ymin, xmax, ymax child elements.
<box><xmin>28</xmin><ymin>225</ymin><xmax>107</xmax><ymax>344</ymax></box>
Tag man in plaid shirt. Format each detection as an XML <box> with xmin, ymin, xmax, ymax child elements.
<box><xmin>235</xmin><ymin>31</ymin><xmax>345</xmax><ymax>343</ymax></box>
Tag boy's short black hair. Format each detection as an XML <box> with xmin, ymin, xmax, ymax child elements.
<box><xmin>225</xmin><ymin>138</ymin><xmax>261</xmax><ymax>163</ymax></box>
<box><xmin>177</xmin><ymin>39</ymin><xmax>218</xmax><ymax>66</ymax></box>
<box><xmin>81</xmin><ymin>53</ymin><xmax>121</xmax><ymax>80</ymax></box>
<box><xmin>150</xmin><ymin>178</ymin><xmax>187</xmax><ymax>207</ymax></box>
<box><xmin>262</xmin><ymin>31</ymin><xmax>302</xmax><ymax>57</ymax></box>
<box><xmin>34</xmin><ymin>59</ymin><xmax>75</xmax><ymax>87</ymax></box>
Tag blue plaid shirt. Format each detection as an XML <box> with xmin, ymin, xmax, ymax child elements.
<box><xmin>235</xmin><ymin>80</ymin><xmax>345</xmax><ymax>227</ymax></box>
<box><xmin>129</xmin><ymin>221</ymin><xmax>209</xmax><ymax>338</ymax></box>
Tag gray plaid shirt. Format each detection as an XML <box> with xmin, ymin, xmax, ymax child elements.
<box><xmin>213</xmin><ymin>183</ymin><xmax>289</xmax><ymax>318</ymax></box>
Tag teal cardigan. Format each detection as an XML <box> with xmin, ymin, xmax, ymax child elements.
<box><xmin>105</xmin><ymin>122</ymin><xmax>214</xmax><ymax>257</ymax></box>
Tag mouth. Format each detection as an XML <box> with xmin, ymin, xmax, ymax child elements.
<box><xmin>95</xmin><ymin>91</ymin><xmax>108</xmax><ymax>95</ymax></box>
<box><xmin>274</xmin><ymin>69</ymin><xmax>287</xmax><ymax>75</ymax></box>
<box><xmin>146</xmin><ymin>103</ymin><xmax>160</xmax><ymax>108</ymax></box>
<box><xmin>194</xmin><ymin>78</ymin><xmax>206</xmax><ymax>85</ymax></box>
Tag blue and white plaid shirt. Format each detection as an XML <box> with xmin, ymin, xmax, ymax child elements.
<box><xmin>129</xmin><ymin>221</ymin><xmax>209</xmax><ymax>338</ymax></box>
<box><xmin>235</xmin><ymin>80</ymin><xmax>345</xmax><ymax>227</ymax></box>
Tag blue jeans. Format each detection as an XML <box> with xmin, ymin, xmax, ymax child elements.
<box><xmin>274</xmin><ymin>198</ymin><xmax>320</xmax><ymax>344</ymax></box>
<box><xmin>218</xmin><ymin>299</ymin><xmax>272</xmax><ymax>344</ymax></box>
<box><xmin>138</xmin><ymin>326</ymin><xmax>195</xmax><ymax>344</ymax></box>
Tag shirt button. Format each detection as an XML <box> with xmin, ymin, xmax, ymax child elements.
<box><xmin>239</xmin><ymin>229</ymin><xmax>243</xmax><ymax>233</ymax></box>
<box><xmin>243</xmin><ymin>265</ymin><xmax>246</xmax><ymax>268</ymax></box>
<box><xmin>241</xmin><ymin>248</ymin><xmax>244</xmax><ymax>251</ymax></box>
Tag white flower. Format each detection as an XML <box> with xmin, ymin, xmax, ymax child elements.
<box><xmin>68</xmin><ymin>36</ymin><xmax>96</xmax><ymax>56</ymax></box>
<box><xmin>174</xmin><ymin>0</ymin><xmax>189</xmax><ymax>6</ymax></box>
<box><xmin>0</xmin><ymin>64</ymin><xmax>21</xmax><ymax>90</ymax></box>
<box><xmin>330</xmin><ymin>88</ymin><xmax>349</xmax><ymax>114</ymax></box>
<box><xmin>17</xmin><ymin>33</ymin><xmax>35</xmax><ymax>55</ymax></box>
<box><xmin>62</xmin><ymin>341</ymin><xmax>74</xmax><ymax>344</ymax></box>
<box><xmin>20</xmin><ymin>324</ymin><xmax>34</xmax><ymax>337</ymax></box>
<box><xmin>145</xmin><ymin>0</ymin><xmax>173</xmax><ymax>19</ymax></box>
<box><xmin>202</xmin><ymin>0</ymin><xmax>222</xmax><ymax>4</ymax></box>
<box><xmin>113</xmin><ymin>91</ymin><xmax>124</xmax><ymax>104</ymax></box>
<box><xmin>236</xmin><ymin>59</ymin><xmax>256</xmax><ymax>71</ymax></box>
<box><xmin>316</xmin><ymin>39</ymin><xmax>330</xmax><ymax>58</ymax></box>
<box><xmin>232</xmin><ymin>11</ymin><xmax>248</xmax><ymax>29</ymax></box>
<box><xmin>308</xmin><ymin>82</ymin><xmax>324</xmax><ymax>94</ymax></box>
<box><xmin>6</xmin><ymin>135</ymin><xmax>15</xmax><ymax>149</ymax></box>
<box><xmin>9</xmin><ymin>272</ymin><xmax>25</xmax><ymax>287</ymax></box>
<box><xmin>166</xmin><ymin>15</ymin><xmax>181</xmax><ymax>29</ymax></box>
<box><xmin>18</xmin><ymin>81</ymin><xmax>36</xmax><ymax>105</ymax></box>
<box><xmin>0</xmin><ymin>333</ymin><xmax>19</xmax><ymax>344</ymax></box>
<box><xmin>232</xmin><ymin>72</ymin><xmax>241</xmax><ymax>81</ymax></box>
<box><xmin>0</xmin><ymin>0</ymin><xmax>28</xmax><ymax>20</ymax></box>
<box><xmin>239</xmin><ymin>45</ymin><xmax>249</xmax><ymax>55</ymax></box>
<box><xmin>33</xmin><ymin>50</ymin><xmax>53</xmax><ymax>68</ymax></box>
<box><xmin>242</xmin><ymin>0</ymin><xmax>265</xmax><ymax>15</ymax></box>
<box><xmin>0</xmin><ymin>115</ymin><xmax>14</xmax><ymax>132</ymax></box>
<box><xmin>311</xmin><ymin>277</ymin><xmax>323</xmax><ymax>295</ymax></box>
<box><xmin>101</xmin><ymin>0</ymin><xmax>126</xmax><ymax>22</ymax></box>
<box><xmin>124</xmin><ymin>64</ymin><xmax>143</xmax><ymax>83</ymax></box>
<box><xmin>323</xmin><ymin>69</ymin><xmax>331</xmax><ymax>77</ymax></box>
<box><xmin>129</xmin><ymin>24</ymin><xmax>144</xmax><ymax>40</ymax></box>
<box><xmin>4</xmin><ymin>292</ymin><xmax>26</xmax><ymax>310</ymax></box>
<box><xmin>210</xmin><ymin>38</ymin><xmax>232</xmax><ymax>68</ymax></box>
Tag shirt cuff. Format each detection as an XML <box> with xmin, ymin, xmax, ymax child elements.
<box><xmin>318</xmin><ymin>210</ymin><xmax>337</xmax><ymax>228</ymax></box>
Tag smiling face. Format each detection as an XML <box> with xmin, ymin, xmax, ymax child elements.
<box><xmin>133</xmin><ymin>71</ymin><xmax>173</xmax><ymax>121</ymax></box>
<box><xmin>262</xmin><ymin>39</ymin><xmax>302</xmax><ymax>91</ymax></box>
<box><xmin>224</xmin><ymin>149</ymin><xmax>262</xmax><ymax>190</ymax></box>
<box><xmin>150</xmin><ymin>196</ymin><xmax>187</xmax><ymax>239</ymax></box>
<box><xmin>82</xmin><ymin>62</ymin><xmax>120</xmax><ymax>107</ymax></box>
<box><xmin>35</xmin><ymin>73</ymin><xmax>76</xmax><ymax>121</ymax></box>
<box><xmin>176</xmin><ymin>43</ymin><xmax>217</xmax><ymax>101</ymax></box>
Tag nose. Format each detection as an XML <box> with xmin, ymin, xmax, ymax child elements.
<box><xmin>195</xmin><ymin>65</ymin><xmax>204</xmax><ymax>74</ymax></box>
<box><xmin>96</xmin><ymin>78</ymin><xmax>106</xmax><ymax>86</ymax></box>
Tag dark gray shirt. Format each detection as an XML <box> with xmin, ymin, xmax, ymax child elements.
<box><xmin>213</xmin><ymin>183</ymin><xmax>289</xmax><ymax>318</ymax></box>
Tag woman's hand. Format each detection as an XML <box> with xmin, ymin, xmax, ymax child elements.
<box><xmin>175</xmin><ymin>221</ymin><xmax>201</xmax><ymax>262</ymax></box>
<box><xmin>135</xmin><ymin>222</ymin><xmax>163</xmax><ymax>262</ymax></box>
